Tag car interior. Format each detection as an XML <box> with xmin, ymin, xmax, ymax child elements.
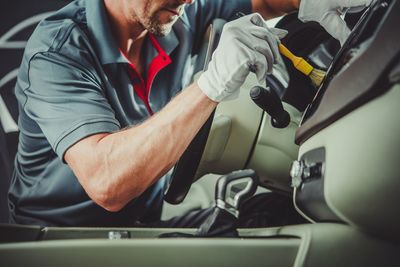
<box><xmin>1</xmin><ymin>0</ymin><xmax>399</xmax><ymax>266</ymax></box>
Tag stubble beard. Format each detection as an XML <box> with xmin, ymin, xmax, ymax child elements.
<box><xmin>144</xmin><ymin>10</ymin><xmax>178</xmax><ymax>36</ymax></box>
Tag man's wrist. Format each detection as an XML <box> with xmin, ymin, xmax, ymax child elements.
<box><xmin>196</xmin><ymin>75</ymin><xmax>222</xmax><ymax>103</ymax></box>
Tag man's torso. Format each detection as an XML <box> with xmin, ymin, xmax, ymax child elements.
<box><xmin>8</xmin><ymin>0</ymin><xmax>251</xmax><ymax>226</ymax></box>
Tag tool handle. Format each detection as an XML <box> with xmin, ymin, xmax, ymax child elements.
<box><xmin>279</xmin><ymin>43</ymin><xmax>313</xmax><ymax>76</ymax></box>
<box><xmin>279</xmin><ymin>43</ymin><xmax>298</xmax><ymax>62</ymax></box>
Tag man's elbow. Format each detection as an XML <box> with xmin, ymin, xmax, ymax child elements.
<box><xmin>83</xmin><ymin>183</ymin><xmax>121</xmax><ymax>212</ymax></box>
<box><xmin>94</xmin><ymin>193</ymin><xmax>125</xmax><ymax>212</ymax></box>
<box><xmin>86</xmin><ymin>179</ymin><xmax>140</xmax><ymax>213</ymax></box>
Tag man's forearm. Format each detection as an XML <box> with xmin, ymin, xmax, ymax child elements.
<box><xmin>253</xmin><ymin>0</ymin><xmax>300</xmax><ymax>19</ymax></box>
<box><xmin>67</xmin><ymin>83</ymin><xmax>217</xmax><ymax>211</ymax></box>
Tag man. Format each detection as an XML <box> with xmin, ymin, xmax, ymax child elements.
<box><xmin>9</xmin><ymin>0</ymin><xmax>372</xmax><ymax>227</ymax></box>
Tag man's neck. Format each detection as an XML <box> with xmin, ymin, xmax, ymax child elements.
<box><xmin>104</xmin><ymin>0</ymin><xmax>147</xmax><ymax>69</ymax></box>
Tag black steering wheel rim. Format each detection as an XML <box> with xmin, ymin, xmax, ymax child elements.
<box><xmin>164</xmin><ymin>19</ymin><xmax>227</xmax><ymax>204</ymax></box>
<box><xmin>163</xmin><ymin>113</ymin><xmax>215</xmax><ymax>204</ymax></box>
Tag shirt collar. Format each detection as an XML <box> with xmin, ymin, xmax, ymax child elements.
<box><xmin>86</xmin><ymin>0</ymin><xmax>126</xmax><ymax>64</ymax></box>
<box><xmin>85</xmin><ymin>0</ymin><xmax>180</xmax><ymax>65</ymax></box>
<box><xmin>154</xmin><ymin>30</ymin><xmax>179</xmax><ymax>56</ymax></box>
<box><xmin>155</xmin><ymin>10</ymin><xmax>191</xmax><ymax>54</ymax></box>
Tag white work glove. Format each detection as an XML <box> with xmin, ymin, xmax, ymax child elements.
<box><xmin>298</xmin><ymin>0</ymin><xmax>374</xmax><ymax>45</ymax></box>
<box><xmin>197</xmin><ymin>13</ymin><xmax>287</xmax><ymax>102</ymax></box>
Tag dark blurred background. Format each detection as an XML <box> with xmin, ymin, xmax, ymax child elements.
<box><xmin>0</xmin><ymin>0</ymin><xmax>72</xmax><ymax>224</ymax></box>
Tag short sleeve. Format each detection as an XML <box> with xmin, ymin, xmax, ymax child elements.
<box><xmin>22</xmin><ymin>52</ymin><xmax>120</xmax><ymax>160</ymax></box>
<box><xmin>181</xmin><ymin>0</ymin><xmax>252</xmax><ymax>52</ymax></box>
<box><xmin>203</xmin><ymin>0</ymin><xmax>252</xmax><ymax>21</ymax></box>
<box><xmin>184</xmin><ymin>0</ymin><xmax>252</xmax><ymax>32</ymax></box>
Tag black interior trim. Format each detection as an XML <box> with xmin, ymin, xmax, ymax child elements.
<box><xmin>164</xmin><ymin>19</ymin><xmax>226</xmax><ymax>204</ymax></box>
<box><xmin>296</xmin><ymin>0</ymin><xmax>400</xmax><ymax>145</ymax></box>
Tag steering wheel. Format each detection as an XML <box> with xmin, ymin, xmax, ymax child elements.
<box><xmin>164</xmin><ymin>9</ymin><xmax>350</xmax><ymax>204</ymax></box>
<box><xmin>164</xmin><ymin>19</ymin><xmax>226</xmax><ymax>204</ymax></box>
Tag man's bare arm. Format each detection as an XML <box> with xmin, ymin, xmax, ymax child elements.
<box><xmin>65</xmin><ymin>13</ymin><xmax>283</xmax><ymax>213</ymax></box>
<box><xmin>252</xmin><ymin>0</ymin><xmax>300</xmax><ymax>19</ymax></box>
<box><xmin>65</xmin><ymin>83</ymin><xmax>217</xmax><ymax>212</ymax></box>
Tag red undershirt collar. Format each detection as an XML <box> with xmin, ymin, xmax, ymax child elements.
<box><xmin>120</xmin><ymin>34</ymin><xmax>172</xmax><ymax>115</ymax></box>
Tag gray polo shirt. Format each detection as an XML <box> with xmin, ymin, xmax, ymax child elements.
<box><xmin>8</xmin><ymin>0</ymin><xmax>252</xmax><ymax>227</ymax></box>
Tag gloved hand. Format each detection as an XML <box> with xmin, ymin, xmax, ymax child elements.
<box><xmin>298</xmin><ymin>0</ymin><xmax>374</xmax><ymax>45</ymax></box>
<box><xmin>197</xmin><ymin>13</ymin><xmax>287</xmax><ymax>102</ymax></box>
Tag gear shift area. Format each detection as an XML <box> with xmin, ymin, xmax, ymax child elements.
<box><xmin>196</xmin><ymin>169</ymin><xmax>258</xmax><ymax>237</ymax></box>
<box><xmin>215</xmin><ymin>170</ymin><xmax>259</xmax><ymax>218</ymax></box>
<box><xmin>159</xmin><ymin>170</ymin><xmax>258</xmax><ymax>238</ymax></box>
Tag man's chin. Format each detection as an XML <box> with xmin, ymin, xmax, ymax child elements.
<box><xmin>148</xmin><ymin>23</ymin><xmax>174</xmax><ymax>36</ymax></box>
<box><xmin>160</xmin><ymin>25</ymin><xmax>174</xmax><ymax>36</ymax></box>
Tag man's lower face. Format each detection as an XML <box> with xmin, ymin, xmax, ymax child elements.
<box><xmin>146</xmin><ymin>9</ymin><xmax>180</xmax><ymax>35</ymax></box>
<box><xmin>142</xmin><ymin>0</ymin><xmax>185</xmax><ymax>36</ymax></box>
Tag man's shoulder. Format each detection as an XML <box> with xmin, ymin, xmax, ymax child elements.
<box><xmin>24</xmin><ymin>0</ymin><xmax>91</xmax><ymax>61</ymax></box>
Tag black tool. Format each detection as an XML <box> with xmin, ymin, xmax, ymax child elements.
<box><xmin>250</xmin><ymin>86</ymin><xmax>290</xmax><ymax>128</ymax></box>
